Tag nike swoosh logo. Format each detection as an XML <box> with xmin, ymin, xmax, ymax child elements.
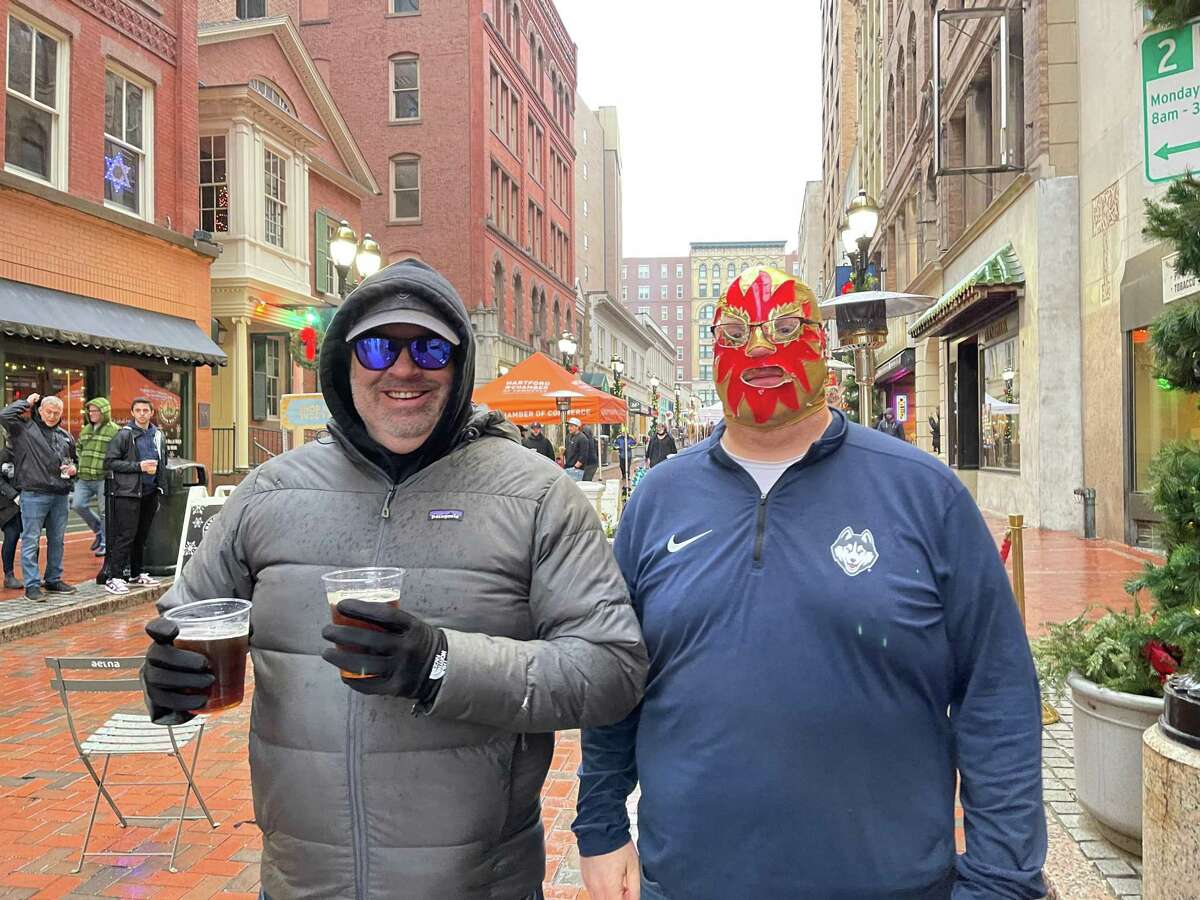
<box><xmin>667</xmin><ymin>530</ymin><xmax>713</xmax><ymax>553</ymax></box>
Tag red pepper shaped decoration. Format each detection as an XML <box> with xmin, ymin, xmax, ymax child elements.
<box><xmin>1143</xmin><ymin>639</ymin><xmax>1180</xmax><ymax>684</ymax></box>
<box><xmin>999</xmin><ymin>534</ymin><xmax>1012</xmax><ymax>563</ymax></box>
<box><xmin>299</xmin><ymin>326</ymin><xmax>318</xmax><ymax>362</ymax></box>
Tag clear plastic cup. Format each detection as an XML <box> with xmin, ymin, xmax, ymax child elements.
<box><xmin>164</xmin><ymin>598</ymin><xmax>252</xmax><ymax>713</ymax></box>
<box><xmin>321</xmin><ymin>567</ymin><xmax>405</xmax><ymax>679</ymax></box>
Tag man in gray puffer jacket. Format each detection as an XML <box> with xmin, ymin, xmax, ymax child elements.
<box><xmin>142</xmin><ymin>260</ymin><xmax>647</xmax><ymax>899</ymax></box>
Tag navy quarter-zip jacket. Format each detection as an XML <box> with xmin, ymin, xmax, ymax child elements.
<box><xmin>574</xmin><ymin>411</ymin><xmax>1047</xmax><ymax>900</ymax></box>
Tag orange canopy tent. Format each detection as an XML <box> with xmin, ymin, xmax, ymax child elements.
<box><xmin>472</xmin><ymin>352</ymin><xmax>627</xmax><ymax>425</ymax></box>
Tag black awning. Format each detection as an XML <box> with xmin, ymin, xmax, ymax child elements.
<box><xmin>0</xmin><ymin>278</ymin><xmax>227</xmax><ymax>366</ymax></box>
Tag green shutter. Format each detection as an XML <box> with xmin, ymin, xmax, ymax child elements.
<box><xmin>252</xmin><ymin>335</ymin><xmax>268</xmax><ymax>420</ymax></box>
<box><xmin>315</xmin><ymin>210</ymin><xmax>330</xmax><ymax>296</ymax></box>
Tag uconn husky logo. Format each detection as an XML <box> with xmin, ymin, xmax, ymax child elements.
<box><xmin>830</xmin><ymin>527</ymin><xmax>879</xmax><ymax>577</ymax></box>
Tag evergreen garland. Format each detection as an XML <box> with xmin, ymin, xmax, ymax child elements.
<box><xmin>1142</xmin><ymin>0</ymin><xmax>1200</xmax><ymax>27</ymax></box>
<box><xmin>1145</xmin><ymin>172</ymin><xmax>1200</xmax><ymax>282</ymax></box>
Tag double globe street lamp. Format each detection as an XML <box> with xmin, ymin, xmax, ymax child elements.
<box><xmin>329</xmin><ymin>220</ymin><xmax>382</xmax><ymax>299</ymax></box>
<box><xmin>558</xmin><ymin>331</ymin><xmax>578</xmax><ymax>371</ymax></box>
<box><xmin>820</xmin><ymin>189</ymin><xmax>934</xmax><ymax>427</ymax></box>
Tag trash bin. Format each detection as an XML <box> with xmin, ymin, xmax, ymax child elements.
<box><xmin>142</xmin><ymin>459</ymin><xmax>208</xmax><ymax>577</ymax></box>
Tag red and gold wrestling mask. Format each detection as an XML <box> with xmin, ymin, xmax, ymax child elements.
<box><xmin>713</xmin><ymin>267</ymin><xmax>828</xmax><ymax>429</ymax></box>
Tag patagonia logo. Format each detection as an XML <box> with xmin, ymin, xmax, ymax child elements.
<box><xmin>428</xmin><ymin>509</ymin><xmax>464</xmax><ymax>522</ymax></box>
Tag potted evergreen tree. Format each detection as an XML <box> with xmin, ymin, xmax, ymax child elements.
<box><xmin>1034</xmin><ymin>178</ymin><xmax>1200</xmax><ymax>847</ymax></box>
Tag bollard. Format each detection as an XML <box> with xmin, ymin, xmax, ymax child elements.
<box><xmin>1007</xmin><ymin>513</ymin><xmax>1061</xmax><ymax>726</ymax></box>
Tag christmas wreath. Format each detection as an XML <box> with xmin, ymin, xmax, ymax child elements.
<box><xmin>290</xmin><ymin>322</ymin><xmax>324</xmax><ymax>371</ymax></box>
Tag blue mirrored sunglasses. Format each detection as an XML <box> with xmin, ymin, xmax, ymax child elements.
<box><xmin>352</xmin><ymin>335</ymin><xmax>454</xmax><ymax>371</ymax></box>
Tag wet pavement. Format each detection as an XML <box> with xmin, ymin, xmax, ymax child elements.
<box><xmin>0</xmin><ymin>514</ymin><xmax>1160</xmax><ymax>897</ymax></box>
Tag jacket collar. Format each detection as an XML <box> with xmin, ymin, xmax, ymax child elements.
<box><xmin>706</xmin><ymin>408</ymin><xmax>849</xmax><ymax>475</ymax></box>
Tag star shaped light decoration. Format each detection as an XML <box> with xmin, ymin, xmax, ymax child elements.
<box><xmin>104</xmin><ymin>151</ymin><xmax>133</xmax><ymax>195</ymax></box>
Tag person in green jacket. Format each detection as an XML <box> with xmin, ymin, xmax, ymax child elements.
<box><xmin>74</xmin><ymin>397</ymin><xmax>119</xmax><ymax>556</ymax></box>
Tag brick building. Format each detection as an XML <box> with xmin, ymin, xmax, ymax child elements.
<box><xmin>620</xmin><ymin>256</ymin><xmax>692</xmax><ymax>389</ymax></box>
<box><xmin>249</xmin><ymin>0</ymin><xmax>581</xmax><ymax>386</ymax></box>
<box><xmin>820</xmin><ymin>0</ymin><xmax>858</xmax><ymax>295</ymax></box>
<box><xmin>0</xmin><ymin>0</ymin><xmax>224</xmax><ymax>470</ymax></box>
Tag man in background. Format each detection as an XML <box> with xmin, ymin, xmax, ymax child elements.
<box><xmin>103</xmin><ymin>398</ymin><xmax>167</xmax><ymax>595</ymax></box>
<box><xmin>523</xmin><ymin>420</ymin><xmax>554</xmax><ymax>460</ymax></box>
<box><xmin>0</xmin><ymin>393</ymin><xmax>77</xmax><ymax>601</ymax></box>
<box><xmin>74</xmin><ymin>397</ymin><xmax>119</xmax><ymax>557</ymax></box>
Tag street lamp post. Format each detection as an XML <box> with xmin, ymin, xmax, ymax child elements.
<box><xmin>329</xmin><ymin>220</ymin><xmax>382</xmax><ymax>300</ymax></box>
<box><xmin>821</xmin><ymin>190</ymin><xmax>934</xmax><ymax>429</ymax></box>
<box><xmin>558</xmin><ymin>331</ymin><xmax>578</xmax><ymax>371</ymax></box>
<box><xmin>649</xmin><ymin>374</ymin><xmax>660</xmax><ymax>429</ymax></box>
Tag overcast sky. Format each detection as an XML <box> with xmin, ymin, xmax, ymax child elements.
<box><xmin>555</xmin><ymin>0</ymin><xmax>823</xmax><ymax>258</ymax></box>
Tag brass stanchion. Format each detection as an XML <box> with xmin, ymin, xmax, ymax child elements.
<box><xmin>1007</xmin><ymin>513</ymin><xmax>1060</xmax><ymax>726</ymax></box>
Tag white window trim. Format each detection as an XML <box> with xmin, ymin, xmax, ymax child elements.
<box><xmin>102</xmin><ymin>63</ymin><xmax>154</xmax><ymax>222</ymax></box>
<box><xmin>389</xmin><ymin>54</ymin><xmax>420</xmax><ymax>124</ymax></box>
<box><xmin>388</xmin><ymin>0</ymin><xmax>421</xmax><ymax>16</ymax></box>
<box><xmin>4</xmin><ymin>9</ymin><xmax>70</xmax><ymax>190</ymax></box>
<box><xmin>198</xmin><ymin>132</ymin><xmax>229</xmax><ymax>234</ymax></box>
<box><xmin>676</xmin><ymin>284</ymin><xmax>683</xmax><ymax>299</ymax></box>
<box><xmin>261</xmin><ymin>142</ymin><xmax>288</xmax><ymax>250</ymax></box>
<box><xmin>390</xmin><ymin>154</ymin><xmax>421</xmax><ymax>223</ymax></box>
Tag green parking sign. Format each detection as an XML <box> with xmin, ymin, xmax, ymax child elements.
<box><xmin>1143</xmin><ymin>23</ymin><xmax>1200</xmax><ymax>182</ymax></box>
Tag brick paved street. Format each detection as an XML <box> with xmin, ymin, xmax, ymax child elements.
<box><xmin>0</xmin><ymin>515</ymin><xmax>1160</xmax><ymax>898</ymax></box>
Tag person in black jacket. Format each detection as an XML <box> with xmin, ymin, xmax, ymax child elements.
<box><xmin>581</xmin><ymin>426</ymin><xmax>599</xmax><ymax>482</ymax></box>
<box><xmin>876</xmin><ymin>409</ymin><xmax>907</xmax><ymax>441</ymax></box>
<box><xmin>103</xmin><ymin>397</ymin><xmax>168</xmax><ymax>595</ymax></box>
<box><xmin>564</xmin><ymin>417</ymin><xmax>589</xmax><ymax>480</ymax></box>
<box><xmin>646</xmin><ymin>422</ymin><xmax>677</xmax><ymax>468</ymax></box>
<box><xmin>0</xmin><ymin>447</ymin><xmax>22</xmax><ymax>590</ymax></box>
<box><xmin>0</xmin><ymin>394</ymin><xmax>77</xmax><ymax>601</ymax></box>
<box><xmin>522</xmin><ymin>421</ymin><xmax>554</xmax><ymax>460</ymax></box>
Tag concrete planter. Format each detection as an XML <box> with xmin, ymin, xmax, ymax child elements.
<box><xmin>1068</xmin><ymin>672</ymin><xmax>1164</xmax><ymax>849</ymax></box>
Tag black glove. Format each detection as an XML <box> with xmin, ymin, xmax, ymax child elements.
<box><xmin>141</xmin><ymin>617</ymin><xmax>214</xmax><ymax>726</ymax></box>
<box><xmin>321</xmin><ymin>599</ymin><xmax>446</xmax><ymax>700</ymax></box>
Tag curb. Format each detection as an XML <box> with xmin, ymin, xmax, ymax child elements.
<box><xmin>0</xmin><ymin>581</ymin><xmax>171</xmax><ymax>644</ymax></box>
<box><xmin>1042</xmin><ymin>804</ymin><xmax>1117</xmax><ymax>900</ymax></box>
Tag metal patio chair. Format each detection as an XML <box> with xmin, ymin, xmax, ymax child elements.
<box><xmin>45</xmin><ymin>656</ymin><xmax>219</xmax><ymax>873</ymax></box>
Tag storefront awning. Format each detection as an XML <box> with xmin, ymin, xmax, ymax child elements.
<box><xmin>909</xmin><ymin>244</ymin><xmax>1024</xmax><ymax>339</ymax></box>
<box><xmin>0</xmin><ymin>278</ymin><xmax>227</xmax><ymax>366</ymax></box>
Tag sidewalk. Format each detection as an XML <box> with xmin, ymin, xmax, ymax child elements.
<box><xmin>0</xmin><ymin>518</ymin><xmax>1163</xmax><ymax>898</ymax></box>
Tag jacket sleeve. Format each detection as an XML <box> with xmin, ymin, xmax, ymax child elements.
<box><xmin>104</xmin><ymin>430</ymin><xmax>141</xmax><ymax>473</ymax></box>
<box><xmin>0</xmin><ymin>400</ymin><xmax>29</xmax><ymax>433</ymax></box>
<box><xmin>573</xmin><ymin>492</ymin><xmax>645</xmax><ymax>856</ymax></box>
<box><xmin>156</xmin><ymin>470</ymin><xmax>261</xmax><ymax>613</ymax></box>
<box><xmin>428</xmin><ymin>474</ymin><xmax>648</xmax><ymax>732</ymax></box>
<box><xmin>939</xmin><ymin>489</ymin><xmax>1047</xmax><ymax>900</ymax></box>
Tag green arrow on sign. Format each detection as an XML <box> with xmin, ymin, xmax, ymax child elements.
<box><xmin>1155</xmin><ymin>139</ymin><xmax>1200</xmax><ymax>160</ymax></box>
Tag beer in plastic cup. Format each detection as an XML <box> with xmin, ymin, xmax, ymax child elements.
<box><xmin>321</xmin><ymin>567</ymin><xmax>405</xmax><ymax>679</ymax></box>
<box><xmin>164</xmin><ymin>598</ymin><xmax>251</xmax><ymax>713</ymax></box>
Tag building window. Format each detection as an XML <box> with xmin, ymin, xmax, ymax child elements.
<box><xmin>315</xmin><ymin>210</ymin><xmax>338</xmax><ymax>296</ymax></box>
<box><xmin>980</xmin><ymin>335</ymin><xmax>1019</xmax><ymax>471</ymax></box>
<box><xmin>582</xmin><ymin>161</ymin><xmax>588</xmax><ymax>180</ymax></box>
<box><xmin>250</xmin><ymin>78</ymin><xmax>292</xmax><ymax>114</ymax></box>
<box><xmin>699</xmin><ymin>284</ymin><xmax>707</xmax><ymax>298</ymax></box>
<box><xmin>582</xmin><ymin>127</ymin><xmax>588</xmax><ymax>145</ymax></box>
<box><xmin>1132</xmin><ymin>329</ymin><xmax>1200</xmax><ymax>492</ymax></box>
<box><xmin>583</xmin><ymin>234</ymin><xmax>589</xmax><ymax>250</ymax></box>
<box><xmin>699</xmin><ymin>343</ymin><xmax>713</xmax><ymax>360</ymax></box>
<box><xmin>676</xmin><ymin>305</ymin><xmax>683</xmax><ymax>320</ymax></box>
<box><xmin>637</xmin><ymin>285</ymin><xmax>650</xmax><ymax>301</ymax></box>
<box><xmin>792</xmin><ymin>261</ymin><xmax>800</xmax><ymax>275</ymax></box>
<box><xmin>660</xmin><ymin>263</ymin><xmax>667</xmax><ymax>278</ymax></box>
<box><xmin>621</xmin><ymin>286</ymin><xmax>627</xmax><ymax>301</ymax></box>
<box><xmin>700</xmin><ymin>304</ymin><xmax>715</xmax><ymax>319</ymax></box>
<box><xmin>236</xmin><ymin>0</ymin><xmax>266</xmax><ymax>17</ymax></box>
<box><xmin>676</xmin><ymin>284</ymin><xmax>684</xmax><ymax>299</ymax></box>
<box><xmin>622</xmin><ymin>265</ymin><xmax>627</xmax><ymax>280</ymax></box>
<box><xmin>392</xmin><ymin>0</ymin><xmax>419</xmax><ymax>12</ymax></box>
<box><xmin>676</xmin><ymin>347</ymin><xmax>684</xmax><ymax>361</ymax></box>
<box><xmin>728</xmin><ymin>262</ymin><xmax>736</xmax><ymax>279</ymax></box>
<box><xmin>660</xmin><ymin>285</ymin><xmax>667</xmax><ymax>299</ymax></box>
<box><xmin>263</xmin><ymin>148</ymin><xmax>287</xmax><ymax>247</ymax></box>
<box><xmin>638</xmin><ymin>264</ymin><xmax>649</xmax><ymax>279</ymax></box>
<box><xmin>583</xmin><ymin>199</ymin><xmax>589</xmax><ymax>217</ymax></box>
<box><xmin>391</xmin><ymin>56</ymin><xmax>419</xmax><ymax>120</ymax></box>
<box><xmin>676</xmin><ymin>263</ymin><xmax>684</xmax><ymax>278</ymax></box>
<box><xmin>675</xmin><ymin>326</ymin><xmax>683</xmax><ymax>339</ymax></box>
<box><xmin>700</xmin><ymin>364</ymin><xmax>712</xmax><ymax>381</ymax></box>
<box><xmin>199</xmin><ymin>135</ymin><xmax>228</xmax><ymax>233</ymax></box>
<box><xmin>104</xmin><ymin>70</ymin><xmax>151</xmax><ymax>217</ymax></box>
<box><xmin>660</xmin><ymin>306</ymin><xmax>668</xmax><ymax>321</ymax></box>
<box><xmin>252</xmin><ymin>335</ymin><xmax>281</xmax><ymax>419</ymax></box>
<box><xmin>677</xmin><ymin>366</ymin><xmax>684</xmax><ymax>380</ymax></box>
<box><xmin>638</xmin><ymin>306</ymin><xmax>650</xmax><ymax>315</ymax></box>
<box><xmin>527</xmin><ymin>117</ymin><xmax>542</xmax><ymax>181</ymax></box>
<box><xmin>699</xmin><ymin>263</ymin><xmax>707</xmax><ymax>280</ymax></box>
<box><xmin>392</xmin><ymin>155</ymin><xmax>420</xmax><ymax>220</ymax></box>
<box><xmin>583</xmin><ymin>264</ymin><xmax>589</xmax><ymax>280</ymax></box>
<box><xmin>5</xmin><ymin>13</ymin><xmax>66</xmax><ymax>187</ymax></box>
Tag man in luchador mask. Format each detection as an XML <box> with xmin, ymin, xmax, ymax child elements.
<box><xmin>574</xmin><ymin>267</ymin><xmax>1046</xmax><ymax>899</ymax></box>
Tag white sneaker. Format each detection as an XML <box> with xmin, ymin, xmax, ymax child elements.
<box><xmin>105</xmin><ymin>578</ymin><xmax>130</xmax><ymax>595</ymax></box>
<box><xmin>131</xmin><ymin>573</ymin><xmax>161</xmax><ymax>586</ymax></box>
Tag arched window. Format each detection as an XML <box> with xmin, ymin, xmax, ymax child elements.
<box><xmin>503</xmin><ymin>0</ymin><xmax>512</xmax><ymax>47</ymax></box>
<box><xmin>493</xmin><ymin>0</ymin><xmax>503</xmax><ymax>26</ymax></box>
<box><xmin>553</xmin><ymin>296</ymin><xmax>561</xmax><ymax>339</ymax></box>
<box><xmin>907</xmin><ymin>17</ymin><xmax>918</xmax><ymax>130</ymax></box>
<box><xmin>537</xmin><ymin>47</ymin><xmax>544</xmax><ymax>95</ymax></box>
<box><xmin>885</xmin><ymin>75</ymin><xmax>896</xmax><ymax>173</ymax></box>
<box><xmin>249</xmin><ymin>78</ymin><xmax>293</xmax><ymax>115</ymax></box>
<box><xmin>701</xmin><ymin>304</ymin><xmax>715</xmax><ymax>321</ymax></box>
<box><xmin>511</xmin><ymin>3</ymin><xmax>520</xmax><ymax>59</ymax></box>
<box><xmin>492</xmin><ymin>257</ymin><xmax>504</xmax><ymax>309</ymax></box>
<box><xmin>727</xmin><ymin>262</ymin><xmax>736</xmax><ymax>280</ymax></box>
<box><xmin>699</xmin><ymin>263</ymin><xmax>707</xmax><ymax>281</ymax></box>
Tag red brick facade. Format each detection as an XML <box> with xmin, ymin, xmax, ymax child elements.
<box><xmin>296</xmin><ymin>0</ymin><xmax>577</xmax><ymax>355</ymax></box>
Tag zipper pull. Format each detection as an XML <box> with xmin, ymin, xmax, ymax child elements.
<box><xmin>381</xmin><ymin>484</ymin><xmax>398</xmax><ymax>519</ymax></box>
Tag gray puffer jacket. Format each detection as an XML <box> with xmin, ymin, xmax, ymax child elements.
<box><xmin>159</xmin><ymin>260</ymin><xmax>646</xmax><ymax>900</ymax></box>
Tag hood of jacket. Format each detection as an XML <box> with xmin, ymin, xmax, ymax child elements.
<box><xmin>319</xmin><ymin>259</ymin><xmax>516</xmax><ymax>481</ymax></box>
<box><xmin>84</xmin><ymin>397</ymin><xmax>112</xmax><ymax>429</ymax></box>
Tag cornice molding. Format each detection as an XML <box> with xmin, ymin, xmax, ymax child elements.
<box><xmin>73</xmin><ymin>0</ymin><xmax>176</xmax><ymax>64</ymax></box>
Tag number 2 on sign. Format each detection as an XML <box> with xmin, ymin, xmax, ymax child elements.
<box><xmin>1160</xmin><ymin>38</ymin><xmax>1179</xmax><ymax>75</ymax></box>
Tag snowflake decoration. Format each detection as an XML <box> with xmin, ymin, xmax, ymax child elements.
<box><xmin>104</xmin><ymin>151</ymin><xmax>133</xmax><ymax>195</ymax></box>
<box><xmin>183</xmin><ymin>540</ymin><xmax>198</xmax><ymax>556</ymax></box>
<box><xmin>191</xmin><ymin>514</ymin><xmax>204</xmax><ymax>529</ymax></box>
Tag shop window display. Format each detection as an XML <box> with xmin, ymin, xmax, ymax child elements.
<box><xmin>1132</xmin><ymin>329</ymin><xmax>1200</xmax><ymax>493</ymax></box>
<box><xmin>980</xmin><ymin>336</ymin><xmax>1019</xmax><ymax>471</ymax></box>
<box><xmin>109</xmin><ymin>366</ymin><xmax>185</xmax><ymax>456</ymax></box>
<box><xmin>3</xmin><ymin>357</ymin><xmax>93</xmax><ymax>437</ymax></box>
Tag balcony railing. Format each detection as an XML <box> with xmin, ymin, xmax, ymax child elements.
<box><xmin>250</xmin><ymin>427</ymin><xmax>283</xmax><ymax>468</ymax></box>
<box><xmin>212</xmin><ymin>428</ymin><xmax>235</xmax><ymax>476</ymax></box>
